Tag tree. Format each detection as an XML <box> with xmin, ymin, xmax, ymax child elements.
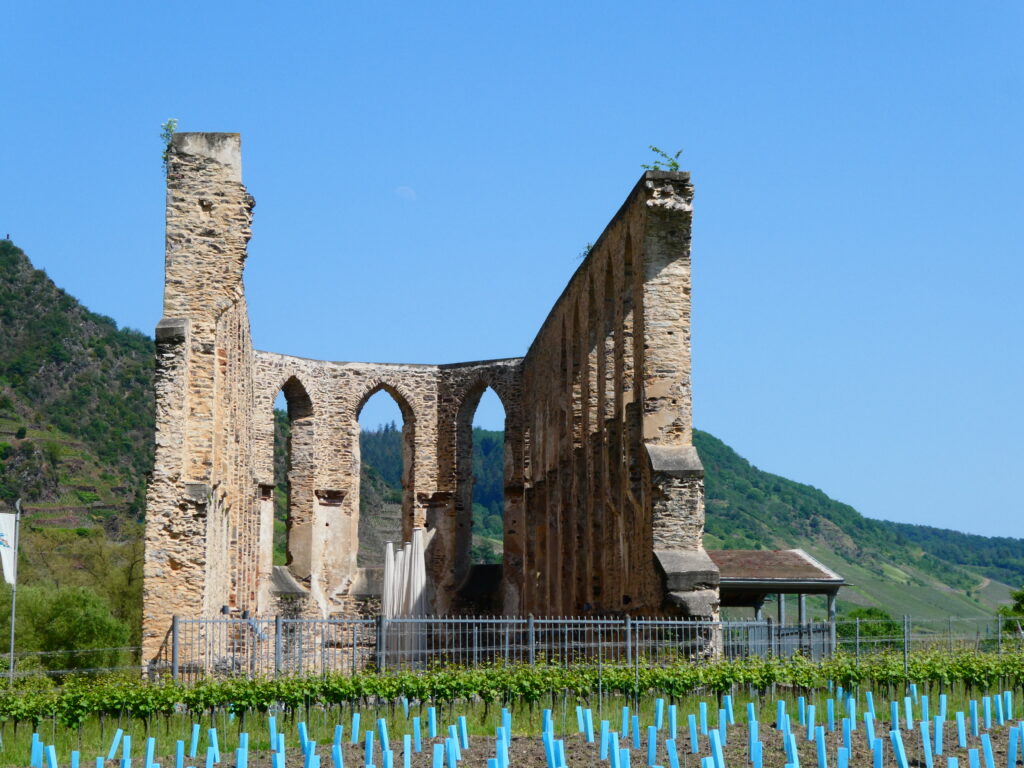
<box><xmin>836</xmin><ymin>607</ymin><xmax>901</xmax><ymax>639</ymax></box>
<box><xmin>998</xmin><ymin>586</ymin><xmax>1024</xmax><ymax>634</ymax></box>
<box><xmin>35</xmin><ymin>588</ymin><xmax>129</xmax><ymax>671</ymax></box>
<box><xmin>0</xmin><ymin>584</ymin><xmax>130</xmax><ymax>673</ymax></box>
<box><xmin>469</xmin><ymin>544</ymin><xmax>501</xmax><ymax>565</ymax></box>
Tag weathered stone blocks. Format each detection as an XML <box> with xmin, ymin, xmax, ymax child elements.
<box><xmin>142</xmin><ymin>134</ymin><xmax>718</xmax><ymax>664</ymax></box>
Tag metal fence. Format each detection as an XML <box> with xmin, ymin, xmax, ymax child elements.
<box><xmin>834</xmin><ymin>616</ymin><xmax>1024</xmax><ymax>657</ymax></box>
<box><xmin>6</xmin><ymin>615</ymin><xmax>1011</xmax><ymax>681</ymax></box>
<box><xmin>4</xmin><ymin>646</ymin><xmax>144</xmax><ymax>679</ymax></box>
<box><xmin>3</xmin><ymin>615</ymin><xmax>1013</xmax><ymax>681</ymax></box>
<box><xmin>154</xmin><ymin>615</ymin><xmax>835</xmax><ymax>681</ymax></box>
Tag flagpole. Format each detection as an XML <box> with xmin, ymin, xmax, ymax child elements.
<box><xmin>8</xmin><ymin>499</ymin><xmax>20</xmax><ymax>685</ymax></box>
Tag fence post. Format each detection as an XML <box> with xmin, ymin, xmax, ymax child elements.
<box><xmin>949</xmin><ymin>615</ymin><xmax>953</xmax><ymax>652</ymax></box>
<box><xmin>503</xmin><ymin>619</ymin><xmax>509</xmax><ymax>666</ymax></box>
<box><xmin>376</xmin><ymin>615</ymin><xmax>387</xmax><ymax>672</ymax></box>
<box><xmin>171</xmin><ymin>615</ymin><xmax>180</xmax><ymax>682</ymax></box>
<box><xmin>855</xmin><ymin>618</ymin><xmax>860</xmax><ymax>663</ymax></box>
<box><xmin>274</xmin><ymin>615</ymin><xmax>283</xmax><ymax>677</ymax></box>
<box><xmin>827</xmin><ymin>594</ymin><xmax>837</xmax><ymax>656</ymax></box>
<box><xmin>625</xmin><ymin>615</ymin><xmax>632</xmax><ymax>666</ymax></box>
<box><xmin>903</xmin><ymin>615</ymin><xmax>910</xmax><ymax>676</ymax></box>
<box><xmin>527</xmin><ymin>614</ymin><xmax>535</xmax><ymax>666</ymax></box>
<box><xmin>998</xmin><ymin>617</ymin><xmax>1003</xmax><ymax>656</ymax></box>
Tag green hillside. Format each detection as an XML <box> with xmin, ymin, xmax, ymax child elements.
<box><xmin>0</xmin><ymin>236</ymin><xmax>1020</xmax><ymax>633</ymax></box>
<box><xmin>695</xmin><ymin>430</ymin><xmax>1016</xmax><ymax>618</ymax></box>
<box><xmin>362</xmin><ymin>429</ymin><xmax>1022</xmax><ymax>618</ymax></box>
<box><xmin>0</xmin><ymin>239</ymin><xmax>150</xmax><ymax>652</ymax></box>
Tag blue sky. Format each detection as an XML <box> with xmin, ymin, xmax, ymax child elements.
<box><xmin>2</xmin><ymin>2</ymin><xmax>1021</xmax><ymax>536</ymax></box>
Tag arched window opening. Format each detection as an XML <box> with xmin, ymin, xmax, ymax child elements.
<box><xmin>271</xmin><ymin>377</ymin><xmax>314</xmax><ymax>580</ymax></box>
<box><xmin>462</xmin><ymin>387</ymin><xmax>507</xmax><ymax>565</ymax></box>
<box><xmin>272</xmin><ymin>390</ymin><xmax>288</xmax><ymax>565</ymax></box>
<box><xmin>356</xmin><ymin>388</ymin><xmax>412</xmax><ymax>568</ymax></box>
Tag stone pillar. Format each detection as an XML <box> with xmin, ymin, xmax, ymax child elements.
<box><xmin>143</xmin><ymin>133</ymin><xmax>255</xmax><ymax>663</ymax></box>
<box><xmin>636</xmin><ymin>172</ymin><xmax>719</xmax><ymax>617</ymax></box>
<box><xmin>257</xmin><ymin>492</ymin><xmax>275</xmax><ymax>608</ymax></box>
<box><xmin>502</xmin><ymin>417</ymin><xmax>526</xmax><ymax>614</ymax></box>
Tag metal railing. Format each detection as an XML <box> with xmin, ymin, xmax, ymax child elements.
<box><xmin>835</xmin><ymin>616</ymin><xmax>1024</xmax><ymax>658</ymax></box>
<box><xmin>8</xmin><ymin>615</ymin><xmax>1012</xmax><ymax>681</ymax></box>
<box><xmin>154</xmin><ymin>615</ymin><xmax>835</xmax><ymax>681</ymax></box>
<box><xmin>2</xmin><ymin>646</ymin><xmax>144</xmax><ymax>679</ymax></box>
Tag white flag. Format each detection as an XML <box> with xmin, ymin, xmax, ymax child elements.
<box><xmin>0</xmin><ymin>513</ymin><xmax>16</xmax><ymax>585</ymax></box>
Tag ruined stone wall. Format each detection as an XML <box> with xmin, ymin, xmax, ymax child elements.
<box><xmin>248</xmin><ymin>354</ymin><xmax>524</xmax><ymax>617</ymax></box>
<box><xmin>143</xmin><ymin>138</ymin><xmax>717</xmax><ymax>660</ymax></box>
<box><xmin>251</xmin><ymin>354</ymin><xmax>442</xmax><ymax>614</ymax></box>
<box><xmin>518</xmin><ymin>172</ymin><xmax>717</xmax><ymax>617</ymax></box>
<box><xmin>432</xmin><ymin>360</ymin><xmax>523</xmax><ymax>614</ymax></box>
<box><xmin>143</xmin><ymin>134</ymin><xmax>258</xmax><ymax>662</ymax></box>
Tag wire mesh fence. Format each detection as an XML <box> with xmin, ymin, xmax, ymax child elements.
<box><xmin>5</xmin><ymin>615</ymin><xmax>1013</xmax><ymax>681</ymax></box>
<box><xmin>5</xmin><ymin>616</ymin><xmax>1014</xmax><ymax>681</ymax></box>
<box><xmin>834</xmin><ymin>616</ymin><xmax>1024</xmax><ymax>657</ymax></box>
<box><xmin>153</xmin><ymin>615</ymin><xmax>836</xmax><ymax>681</ymax></box>
<box><xmin>3</xmin><ymin>646</ymin><xmax>143</xmax><ymax>679</ymax></box>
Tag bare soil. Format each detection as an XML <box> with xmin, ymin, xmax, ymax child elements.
<box><xmin>162</xmin><ymin>724</ymin><xmax>1019</xmax><ymax>768</ymax></box>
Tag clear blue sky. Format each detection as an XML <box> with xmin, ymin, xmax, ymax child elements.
<box><xmin>2</xmin><ymin>2</ymin><xmax>1021</xmax><ymax>537</ymax></box>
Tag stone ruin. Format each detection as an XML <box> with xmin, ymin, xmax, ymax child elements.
<box><xmin>142</xmin><ymin>132</ymin><xmax>720</xmax><ymax>662</ymax></box>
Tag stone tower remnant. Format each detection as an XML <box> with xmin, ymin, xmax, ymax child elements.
<box><xmin>142</xmin><ymin>132</ymin><xmax>719</xmax><ymax>662</ymax></box>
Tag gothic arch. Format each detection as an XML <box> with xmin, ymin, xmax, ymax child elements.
<box><xmin>352</xmin><ymin>377</ymin><xmax>419</xmax><ymax>545</ymax></box>
<box><xmin>451</xmin><ymin>378</ymin><xmax>513</xmax><ymax>583</ymax></box>
<box><xmin>278</xmin><ymin>375</ymin><xmax>314</xmax><ymax>418</ymax></box>
<box><xmin>354</xmin><ymin>379</ymin><xmax>417</xmax><ymax>425</ymax></box>
<box><xmin>270</xmin><ymin>374</ymin><xmax>316</xmax><ymax>581</ymax></box>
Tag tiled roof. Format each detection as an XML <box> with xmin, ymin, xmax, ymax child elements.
<box><xmin>708</xmin><ymin>549</ymin><xmax>843</xmax><ymax>583</ymax></box>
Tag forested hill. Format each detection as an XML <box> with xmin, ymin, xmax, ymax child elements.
<box><xmin>364</xmin><ymin>429</ymin><xmax>1024</xmax><ymax>617</ymax></box>
<box><xmin>873</xmin><ymin>522</ymin><xmax>1024</xmax><ymax>590</ymax></box>
<box><xmin>694</xmin><ymin>431</ymin><xmax>1019</xmax><ymax>615</ymax></box>
<box><xmin>0</xmin><ymin>240</ymin><xmax>152</xmax><ymax>518</ymax></box>
<box><xmin>0</xmin><ymin>239</ymin><xmax>150</xmax><ymax>651</ymax></box>
<box><xmin>2</xmin><ymin>237</ymin><xmax>1023</xmax><ymax>622</ymax></box>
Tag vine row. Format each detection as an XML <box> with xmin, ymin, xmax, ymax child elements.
<box><xmin>4</xmin><ymin>649</ymin><xmax>1024</xmax><ymax>730</ymax></box>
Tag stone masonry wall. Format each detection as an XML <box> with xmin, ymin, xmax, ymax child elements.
<box><xmin>143</xmin><ymin>139</ymin><xmax>717</xmax><ymax>662</ymax></box>
<box><xmin>248</xmin><ymin>354</ymin><xmax>524</xmax><ymax>617</ymax></box>
<box><xmin>518</xmin><ymin>172</ymin><xmax>717</xmax><ymax>617</ymax></box>
<box><xmin>143</xmin><ymin>134</ymin><xmax>258</xmax><ymax>662</ymax></box>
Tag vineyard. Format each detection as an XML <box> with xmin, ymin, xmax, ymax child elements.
<box><xmin>7</xmin><ymin>650</ymin><xmax>1024</xmax><ymax>767</ymax></box>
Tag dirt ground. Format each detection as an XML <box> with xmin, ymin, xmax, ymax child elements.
<box><xmin>149</xmin><ymin>723</ymin><xmax>1021</xmax><ymax>768</ymax></box>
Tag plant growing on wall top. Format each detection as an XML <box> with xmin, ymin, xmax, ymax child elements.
<box><xmin>160</xmin><ymin>118</ymin><xmax>178</xmax><ymax>173</ymax></box>
<box><xmin>642</xmin><ymin>145</ymin><xmax>683</xmax><ymax>172</ymax></box>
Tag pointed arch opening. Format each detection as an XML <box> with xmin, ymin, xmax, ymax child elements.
<box><xmin>455</xmin><ymin>384</ymin><xmax>509</xmax><ymax>583</ymax></box>
<box><xmin>355</xmin><ymin>384</ymin><xmax>416</xmax><ymax>568</ymax></box>
<box><xmin>470</xmin><ymin>388</ymin><xmax>506</xmax><ymax>565</ymax></box>
<box><xmin>271</xmin><ymin>376</ymin><xmax>315</xmax><ymax>581</ymax></box>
